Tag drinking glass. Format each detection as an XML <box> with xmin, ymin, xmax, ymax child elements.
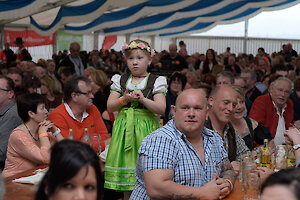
<box><xmin>274</xmin><ymin>145</ymin><xmax>287</xmax><ymax>172</ymax></box>
<box><xmin>240</xmin><ymin>153</ymin><xmax>253</xmax><ymax>184</ymax></box>
<box><xmin>90</xmin><ymin>134</ymin><xmax>102</xmax><ymax>155</ymax></box>
<box><xmin>243</xmin><ymin>162</ymin><xmax>260</xmax><ymax>200</ymax></box>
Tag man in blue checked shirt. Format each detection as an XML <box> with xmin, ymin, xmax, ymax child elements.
<box><xmin>130</xmin><ymin>89</ymin><xmax>236</xmax><ymax>200</ymax></box>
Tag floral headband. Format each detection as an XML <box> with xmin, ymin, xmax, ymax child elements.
<box><xmin>122</xmin><ymin>41</ymin><xmax>155</xmax><ymax>56</ymax></box>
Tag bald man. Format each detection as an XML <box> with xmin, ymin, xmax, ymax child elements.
<box><xmin>205</xmin><ymin>85</ymin><xmax>250</xmax><ymax>173</ymax></box>
<box><xmin>159</xmin><ymin>43</ymin><xmax>187</xmax><ymax>74</ymax></box>
<box><xmin>131</xmin><ymin>89</ymin><xmax>235</xmax><ymax>200</ymax></box>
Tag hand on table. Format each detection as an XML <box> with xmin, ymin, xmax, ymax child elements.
<box><xmin>216</xmin><ymin>177</ymin><xmax>231</xmax><ymax>199</ymax></box>
<box><xmin>256</xmin><ymin>167</ymin><xmax>274</xmax><ymax>182</ymax></box>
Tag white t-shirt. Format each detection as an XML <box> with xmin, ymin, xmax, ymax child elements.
<box><xmin>110</xmin><ymin>74</ymin><xmax>168</xmax><ymax>95</ymax></box>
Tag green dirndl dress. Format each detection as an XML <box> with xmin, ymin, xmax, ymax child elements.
<box><xmin>104</xmin><ymin>102</ymin><xmax>159</xmax><ymax>191</ymax></box>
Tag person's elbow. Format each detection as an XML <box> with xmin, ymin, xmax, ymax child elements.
<box><xmin>156</xmin><ymin>103</ymin><xmax>166</xmax><ymax>115</ymax></box>
<box><xmin>146</xmin><ymin>185</ymin><xmax>166</xmax><ymax>200</ymax></box>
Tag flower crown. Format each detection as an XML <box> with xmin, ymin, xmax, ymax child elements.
<box><xmin>122</xmin><ymin>41</ymin><xmax>155</xmax><ymax>56</ymax></box>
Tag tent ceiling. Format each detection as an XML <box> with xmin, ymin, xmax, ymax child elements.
<box><xmin>2</xmin><ymin>0</ymin><xmax>300</xmax><ymax>37</ymax></box>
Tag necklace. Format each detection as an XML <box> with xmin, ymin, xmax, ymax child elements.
<box><xmin>132</xmin><ymin>75</ymin><xmax>147</xmax><ymax>78</ymax></box>
<box><xmin>24</xmin><ymin>123</ymin><xmax>38</xmax><ymax>141</ymax></box>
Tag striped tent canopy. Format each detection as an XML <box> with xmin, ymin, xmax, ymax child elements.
<box><xmin>1</xmin><ymin>0</ymin><xmax>300</xmax><ymax>36</ymax></box>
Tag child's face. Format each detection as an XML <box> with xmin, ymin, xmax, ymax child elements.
<box><xmin>126</xmin><ymin>49</ymin><xmax>151</xmax><ymax>76</ymax></box>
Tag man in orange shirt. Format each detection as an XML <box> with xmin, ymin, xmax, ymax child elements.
<box><xmin>48</xmin><ymin>75</ymin><xmax>109</xmax><ymax>151</ymax></box>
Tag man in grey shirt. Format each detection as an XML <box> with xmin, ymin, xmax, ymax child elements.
<box><xmin>0</xmin><ymin>76</ymin><xmax>22</xmax><ymax>170</ymax></box>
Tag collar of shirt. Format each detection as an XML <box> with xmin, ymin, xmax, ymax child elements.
<box><xmin>0</xmin><ymin>100</ymin><xmax>15</xmax><ymax>116</ymax></box>
<box><xmin>64</xmin><ymin>103</ymin><xmax>88</xmax><ymax>122</ymax></box>
<box><xmin>272</xmin><ymin>100</ymin><xmax>287</xmax><ymax>116</ymax></box>
<box><xmin>211</xmin><ymin>123</ymin><xmax>230</xmax><ymax>150</ymax></box>
<box><xmin>171</xmin><ymin>120</ymin><xmax>214</xmax><ymax>140</ymax></box>
<box><xmin>272</xmin><ymin>101</ymin><xmax>287</xmax><ymax>145</ymax></box>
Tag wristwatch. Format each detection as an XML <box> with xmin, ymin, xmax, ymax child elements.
<box><xmin>293</xmin><ymin>144</ymin><xmax>300</xmax><ymax>150</ymax></box>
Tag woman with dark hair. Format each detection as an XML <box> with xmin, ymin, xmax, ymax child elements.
<box><xmin>199</xmin><ymin>49</ymin><xmax>218</xmax><ymax>74</ymax></box>
<box><xmin>260</xmin><ymin>168</ymin><xmax>300</xmax><ymax>200</ymax></box>
<box><xmin>2</xmin><ymin>93</ymin><xmax>63</xmax><ymax>178</ymax></box>
<box><xmin>163</xmin><ymin>71</ymin><xmax>187</xmax><ymax>124</ymax></box>
<box><xmin>35</xmin><ymin>140</ymin><xmax>102</xmax><ymax>200</ymax></box>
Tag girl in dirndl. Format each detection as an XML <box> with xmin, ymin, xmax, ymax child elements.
<box><xmin>104</xmin><ymin>39</ymin><xmax>167</xmax><ymax>198</ymax></box>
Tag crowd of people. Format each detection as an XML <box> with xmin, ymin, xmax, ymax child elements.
<box><xmin>0</xmin><ymin>37</ymin><xmax>299</xmax><ymax>200</ymax></box>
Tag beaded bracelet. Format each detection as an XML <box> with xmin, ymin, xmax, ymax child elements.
<box><xmin>39</xmin><ymin>132</ymin><xmax>48</xmax><ymax>138</ymax></box>
<box><xmin>225</xmin><ymin>179</ymin><xmax>233</xmax><ymax>191</ymax></box>
<box><xmin>119</xmin><ymin>97</ymin><xmax>125</xmax><ymax>106</ymax></box>
<box><xmin>52</xmin><ymin>128</ymin><xmax>61</xmax><ymax>136</ymax></box>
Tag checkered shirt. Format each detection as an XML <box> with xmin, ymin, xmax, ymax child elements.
<box><xmin>130</xmin><ymin>120</ymin><xmax>228</xmax><ymax>200</ymax></box>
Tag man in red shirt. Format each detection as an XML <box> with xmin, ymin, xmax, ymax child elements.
<box><xmin>249</xmin><ymin>77</ymin><xmax>294</xmax><ymax>147</ymax></box>
<box><xmin>48</xmin><ymin>75</ymin><xmax>109</xmax><ymax>151</ymax></box>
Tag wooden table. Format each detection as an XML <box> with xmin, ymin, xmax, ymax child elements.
<box><xmin>225</xmin><ymin>180</ymin><xmax>243</xmax><ymax>199</ymax></box>
<box><xmin>4</xmin><ymin>165</ymin><xmax>47</xmax><ymax>200</ymax></box>
<box><xmin>4</xmin><ymin>166</ymin><xmax>245</xmax><ymax>200</ymax></box>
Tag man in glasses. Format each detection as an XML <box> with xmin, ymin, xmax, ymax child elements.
<box><xmin>48</xmin><ymin>75</ymin><xmax>108</xmax><ymax>152</ymax></box>
<box><xmin>0</xmin><ymin>76</ymin><xmax>22</xmax><ymax>170</ymax></box>
<box><xmin>249</xmin><ymin>76</ymin><xmax>294</xmax><ymax>147</ymax></box>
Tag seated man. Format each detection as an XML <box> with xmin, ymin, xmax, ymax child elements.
<box><xmin>130</xmin><ymin>89</ymin><xmax>235</xmax><ymax>199</ymax></box>
<box><xmin>249</xmin><ymin>77</ymin><xmax>294</xmax><ymax>146</ymax></box>
<box><xmin>48</xmin><ymin>75</ymin><xmax>109</xmax><ymax>151</ymax></box>
<box><xmin>0</xmin><ymin>76</ymin><xmax>22</xmax><ymax>170</ymax></box>
<box><xmin>205</xmin><ymin>85</ymin><xmax>250</xmax><ymax>172</ymax></box>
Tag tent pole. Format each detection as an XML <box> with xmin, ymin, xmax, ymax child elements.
<box><xmin>150</xmin><ymin>35</ymin><xmax>155</xmax><ymax>50</ymax></box>
<box><xmin>244</xmin><ymin>19</ymin><xmax>248</xmax><ymax>54</ymax></box>
<box><xmin>93</xmin><ymin>31</ymin><xmax>99</xmax><ymax>50</ymax></box>
<box><xmin>0</xmin><ymin>25</ymin><xmax>4</xmax><ymax>49</ymax></box>
<box><xmin>53</xmin><ymin>31</ymin><xmax>57</xmax><ymax>55</ymax></box>
<box><xmin>125</xmin><ymin>34</ymin><xmax>130</xmax><ymax>44</ymax></box>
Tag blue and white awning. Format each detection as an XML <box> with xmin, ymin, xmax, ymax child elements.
<box><xmin>3</xmin><ymin>0</ymin><xmax>300</xmax><ymax>36</ymax></box>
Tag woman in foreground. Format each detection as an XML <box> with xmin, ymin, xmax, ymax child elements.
<box><xmin>35</xmin><ymin>140</ymin><xmax>102</xmax><ymax>200</ymax></box>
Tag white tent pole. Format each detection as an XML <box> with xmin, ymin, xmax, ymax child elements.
<box><xmin>244</xmin><ymin>19</ymin><xmax>249</xmax><ymax>54</ymax></box>
<box><xmin>150</xmin><ymin>35</ymin><xmax>155</xmax><ymax>50</ymax></box>
<box><xmin>93</xmin><ymin>31</ymin><xmax>99</xmax><ymax>50</ymax></box>
<box><xmin>53</xmin><ymin>31</ymin><xmax>57</xmax><ymax>54</ymax></box>
<box><xmin>125</xmin><ymin>34</ymin><xmax>130</xmax><ymax>44</ymax></box>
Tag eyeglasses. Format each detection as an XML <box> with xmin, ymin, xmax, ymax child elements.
<box><xmin>0</xmin><ymin>88</ymin><xmax>10</xmax><ymax>92</ymax></box>
<box><xmin>75</xmin><ymin>90</ymin><xmax>93</xmax><ymax>96</ymax></box>
<box><xmin>275</xmin><ymin>87</ymin><xmax>291</xmax><ymax>95</ymax></box>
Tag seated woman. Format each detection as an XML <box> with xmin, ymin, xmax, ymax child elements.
<box><xmin>85</xmin><ymin>67</ymin><xmax>110</xmax><ymax>114</ymax></box>
<box><xmin>35</xmin><ymin>140</ymin><xmax>102</xmax><ymax>200</ymax></box>
<box><xmin>40</xmin><ymin>75</ymin><xmax>63</xmax><ymax>112</ymax></box>
<box><xmin>230</xmin><ymin>85</ymin><xmax>271</xmax><ymax>150</ymax></box>
<box><xmin>163</xmin><ymin>72</ymin><xmax>186</xmax><ymax>124</ymax></box>
<box><xmin>2</xmin><ymin>93</ymin><xmax>64</xmax><ymax>178</ymax></box>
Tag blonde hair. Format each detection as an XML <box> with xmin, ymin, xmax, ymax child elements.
<box><xmin>89</xmin><ymin>69</ymin><xmax>109</xmax><ymax>92</ymax></box>
<box><xmin>40</xmin><ymin>75</ymin><xmax>62</xmax><ymax>96</ymax></box>
<box><xmin>231</xmin><ymin>85</ymin><xmax>245</xmax><ymax>101</ymax></box>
